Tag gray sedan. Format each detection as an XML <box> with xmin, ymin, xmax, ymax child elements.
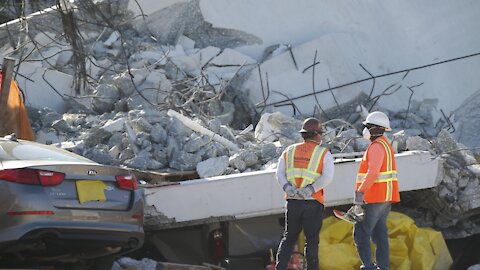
<box><xmin>0</xmin><ymin>135</ymin><xmax>144</xmax><ymax>269</ymax></box>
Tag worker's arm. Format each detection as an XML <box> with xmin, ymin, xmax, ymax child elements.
<box><xmin>311</xmin><ymin>151</ymin><xmax>334</xmax><ymax>191</ymax></box>
<box><xmin>357</xmin><ymin>143</ymin><xmax>384</xmax><ymax>193</ymax></box>
<box><xmin>276</xmin><ymin>155</ymin><xmax>289</xmax><ymax>189</ymax></box>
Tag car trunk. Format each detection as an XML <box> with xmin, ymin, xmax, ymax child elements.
<box><xmin>37</xmin><ymin>164</ymin><xmax>134</xmax><ymax>211</ymax></box>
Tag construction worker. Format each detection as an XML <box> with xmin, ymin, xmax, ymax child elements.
<box><xmin>275</xmin><ymin>117</ymin><xmax>334</xmax><ymax>270</ymax></box>
<box><xmin>352</xmin><ymin>111</ymin><xmax>400</xmax><ymax>270</ymax></box>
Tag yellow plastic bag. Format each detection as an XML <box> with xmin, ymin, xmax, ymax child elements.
<box><xmin>297</xmin><ymin>211</ymin><xmax>452</xmax><ymax>270</ymax></box>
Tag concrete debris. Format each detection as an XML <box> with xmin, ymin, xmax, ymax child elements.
<box><xmin>167</xmin><ymin>109</ymin><xmax>239</xmax><ymax>152</ymax></box>
<box><xmin>254</xmin><ymin>112</ymin><xmax>303</xmax><ymax>144</ymax></box>
<box><xmin>196</xmin><ymin>156</ymin><xmax>229</xmax><ymax>179</ymax></box>
<box><xmin>113</xmin><ymin>257</ymin><xmax>158</xmax><ymax>270</ymax></box>
<box><xmin>397</xmin><ymin>130</ymin><xmax>480</xmax><ymax>238</ymax></box>
<box><xmin>4</xmin><ymin>0</ymin><xmax>480</xmax><ymax>240</ymax></box>
<box><xmin>132</xmin><ymin>0</ymin><xmax>261</xmax><ymax>49</ymax></box>
<box><xmin>114</xmin><ymin>257</ymin><xmax>224</xmax><ymax>270</ymax></box>
<box><xmin>453</xmin><ymin>89</ymin><xmax>480</xmax><ymax>153</ymax></box>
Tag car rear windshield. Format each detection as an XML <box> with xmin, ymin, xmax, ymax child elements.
<box><xmin>0</xmin><ymin>141</ymin><xmax>94</xmax><ymax>163</ymax></box>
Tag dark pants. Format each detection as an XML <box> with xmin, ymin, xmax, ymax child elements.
<box><xmin>276</xmin><ymin>200</ymin><xmax>324</xmax><ymax>270</ymax></box>
<box><xmin>354</xmin><ymin>203</ymin><xmax>391</xmax><ymax>270</ymax></box>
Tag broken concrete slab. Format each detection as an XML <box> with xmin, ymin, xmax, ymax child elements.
<box><xmin>240</xmin><ymin>33</ymin><xmax>369</xmax><ymax>117</ymax></box>
<box><xmin>92</xmin><ymin>84</ymin><xmax>120</xmax><ymax>113</ymax></box>
<box><xmin>453</xmin><ymin>89</ymin><xmax>480</xmax><ymax>155</ymax></box>
<box><xmin>196</xmin><ymin>156</ymin><xmax>229</xmax><ymax>178</ymax></box>
<box><xmin>11</xmin><ymin>61</ymin><xmax>74</xmax><ymax>113</ymax></box>
<box><xmin>102</xmin><ymin>118</ymin><xmax>126</xmax><ymax>133</ymax></box>
<box><xmin>254</xmin><ymin>112</ymin><xmax>302</xmax><ymax>143</ymax></box>
<box><xmin>4</xmin><ymin>0</ymin><xmax>479</xmax><ymax>244</ymax></box>
<box><xmin>131</xmin><ymin>0</ymin><xmax>261</xmax><ymax>49</ymax></box>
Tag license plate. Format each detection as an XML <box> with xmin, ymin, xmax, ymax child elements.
<box><xmin>76</xmin><ymin>180</ymin><xmax>107</xmax><ymax>204</ymax></box>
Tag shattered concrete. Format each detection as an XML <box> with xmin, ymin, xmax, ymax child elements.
<box><xmin>1</xmin><ymin>0</ymin><xmax>480</xmax><ymax>242</ymax></box>
<box><xmin>453</xmin><ymin>89</ymin><xmax>480</xmax><ymax>155</ymax></box>
<box><xmin>395</xmin><ymin>130</ymin><xmax>480</xmax><ymax>238</ymax></box>
<box><xmin>132</xmin><ymin>0</ymin><xmax>262</xmax><ymax>49</ymax></box>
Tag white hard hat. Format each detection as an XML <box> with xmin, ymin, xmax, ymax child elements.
<box><xmin>362</xmin><ymin>111</ymin><xmax>392</xmax><ymax>131</ymax></box>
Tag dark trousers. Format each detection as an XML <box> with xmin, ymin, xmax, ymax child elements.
<box><xmin>276</xmin><ymin>200</ymin><xmax>324</xmax><ymax>270</ymax></box>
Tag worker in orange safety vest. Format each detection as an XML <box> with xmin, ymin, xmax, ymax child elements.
<box><xmin>275</xmin><ymin>117</ymin><xmax>334</xmax><ymax>270</ymax></box>
<box><xmin>0</xmin><ymin>72</ymin><xmax>35</xmax><ymax>140</ymax></box>
<box><xmin>351</xmin><ymin>111</ymin><xmax>400</xmax><ymax>270</ymax></box>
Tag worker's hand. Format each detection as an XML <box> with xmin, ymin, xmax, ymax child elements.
<box><xmin>296</xmin><ymin>185</ymin><xmax>315</xmax><ymax>199</ymax></box>
<box><xmin>346</xmin><ymin>204</ymin><xmax>365</xmax><ymax>223</ymax></box>
<box><xmin>283</xmin><ymin>183</ymin><xmax>297</xmax><ymax>198</ymax></box>
<box><xmin>354</xmin><ymin>191</ymin><xmax>365</xmax><ymax>205</ymax></box>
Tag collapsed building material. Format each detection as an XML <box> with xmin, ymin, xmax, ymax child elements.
<box><xmin>113</xmin><ymin>257</ymin><xmax>226</xmax><ymax>270</ymax></box>
<box><xmin>144</xmin><ymin>151</ymin><xmax>442</xmax><ymax>230</ymax></box>
<box><xmin>1</xmin><ymin>0</ymin><xmax>479</xmax><ymax>245</ymax></box>
<box><xmin>396</xmin><ymin>130</ymin><xmax>480</xmax><ymax>239</ymax></box>
<box><xmin>167</xmin><ymin>109</ymin><xmax>239</xmax><ymax>152</ymax></box>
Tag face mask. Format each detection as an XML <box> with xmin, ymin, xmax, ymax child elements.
<box><xmin>362</xmin><ymin>127</ymin><xmax>371</xmax><ymax>140</ymax></box>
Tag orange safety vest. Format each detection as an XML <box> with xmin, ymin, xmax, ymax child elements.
<box><xmin>0</xmin><ymin>72</ymin><xmax>35</xmax><ymax>141</ymax></box>
<box><xmin>356</xmin><ymin>136</ymin><xmax>400</xmax><ymax>203</ymax></box>
<box><xmin>283</xmin><ymin>141</ymin><xmax>328</xmax><ymax>204</ymax></box>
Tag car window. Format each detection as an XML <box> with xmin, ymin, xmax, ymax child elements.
<box><xmin>0</xmin><ymin>141</ymin><xmax>94</xmax><ymax>163</ymax></box>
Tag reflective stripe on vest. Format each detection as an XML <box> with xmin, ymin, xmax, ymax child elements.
<box><xmin>285</xmin><ymin>145</ymin><xmax>327</xmax><ymax>188</ymax></box>
<box><xmin>356</xmin><ymin>138</ymin><xmax>397</xmax><ymax>201</ymax></box>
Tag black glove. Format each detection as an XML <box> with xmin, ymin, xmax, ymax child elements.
<box><xmin>354</xmin><ymin>191</ymin><xmax>365</xmax><ymax>205</ymax></box>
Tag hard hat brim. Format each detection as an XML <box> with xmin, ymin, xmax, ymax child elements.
<box><xmin>362</xmin><ymin>120</ymin><xmax>392</xmax><ymax>131</ymax></box>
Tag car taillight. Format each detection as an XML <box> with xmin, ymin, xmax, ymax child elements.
<box><xmin>38</xmin><ymin>170</ymin><xmax>65</xmax><ymax>186</ymax></box>
<box><xmin>0</xmin><ymin>169</ymin><xmax>65</xmax><ymax>186</ymax></box>
<box><xmin>131</xmin><ymin>213</ymin><xmax>143</xmax><ymax>219</ymax></box>
<box><xmin>116</xmin><ymin>174</ymin><xmax>138</xmax><ymax>190</ymax></box>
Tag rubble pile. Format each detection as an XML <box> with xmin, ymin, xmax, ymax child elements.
<box><xmin>396</xmin><ymin>130</ymin><xmax>480</xmax><ymax>238</ymax></box>
<box><xmin>3</xmin><ymin>0</ymin><xmax>480</xmax><ymax>238</ymax></box>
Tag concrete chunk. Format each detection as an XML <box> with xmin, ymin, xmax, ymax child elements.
<box><xmin>102</xmin><ymin>118</ymin><xmax>126</xmax><ymax>133</ymax></box>
<box><xmin>196</xmin><ymin>156</ymin><xmax>229</xmax><ymax>178</ymax></box>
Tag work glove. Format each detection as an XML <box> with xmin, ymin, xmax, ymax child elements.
<box><xmin>283</xmin><ymin>183</ymin><xmax>297</xmax><ymax>198</ymax></box>
<box><xmin>296</xmin><ymin>184</ymin><xmax>315</xmax><ymax>199</ymax></box>
<box><xmin>346</xmin><ymin>204</ymin><xmax>365</xmax><ymax>223</ymax></box>
<box><xmin>354</xmin><ymin>191</ymin><xmax>365</xmax><ymax>205</ymax></box>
